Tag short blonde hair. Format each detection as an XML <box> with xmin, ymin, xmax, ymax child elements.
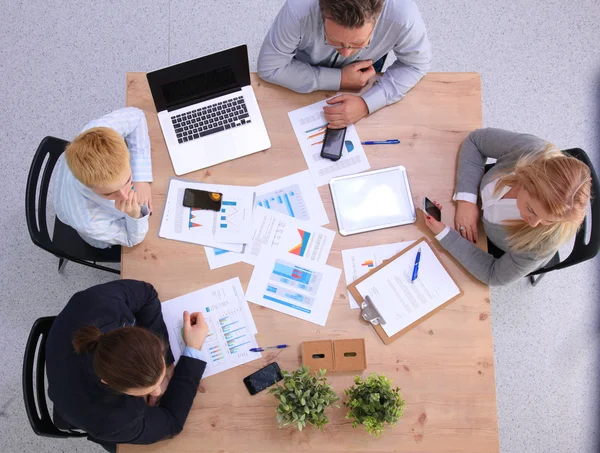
<box><xmin>495</xmin><ymin>145</ymin><xmax>592</xmax><ymax>256</ymax></box>
<box><xmin>65</xmin><ymin>127</ymin><xmax>130</xmax><ymax>187</ymax></box>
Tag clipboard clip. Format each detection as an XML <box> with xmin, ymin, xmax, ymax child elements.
<box><xmin>361</xmin><ymin>295</ymin><xmax>386</xmax><ymax>326</ymax></box>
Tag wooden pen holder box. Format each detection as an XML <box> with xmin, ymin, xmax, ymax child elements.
<box><xmin>301</xmin><ymin>339</ymin><xmax>367</xmax><ymax>372</ymax></box>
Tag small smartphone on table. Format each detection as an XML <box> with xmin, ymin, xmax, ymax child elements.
<box><xmin>320</xmin><ymin>127</ymin><xmax>347</xmax><ymax>161</ymax></box>
<box><xmin>183</xmin><ymin>189</ymin><xmax>223</xmax><ymax>211</ymax></box>
<box><xmin>243</xmin><ymin>362</ymin><xmax>283</xmax><ymax>395</ymax></box>
<box><xmin>423</xmin><ymin>197</ymin><xmax>441</xmax><ymax>221</ymax></box>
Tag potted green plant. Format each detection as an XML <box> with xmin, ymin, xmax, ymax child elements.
<box><xmin>269</xmin><ymin>365</ymin><xmax>340</xmax><ymax>431</ymax></box>
<box><xmin>344</xmin><ymin>373</ymin><xmax>405</xmax><ymax>437</ymax></box>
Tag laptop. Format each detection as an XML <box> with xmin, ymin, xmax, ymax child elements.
<box><xmin>147</xmin><ymin>45</ymin><xmax>271</xmax><ymax>175</ymax></box>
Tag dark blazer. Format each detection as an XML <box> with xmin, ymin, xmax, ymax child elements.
<box><xmin>46</xmin><ymin>280</ymin><xmax>206</xmax><ymax>445</ymax></box>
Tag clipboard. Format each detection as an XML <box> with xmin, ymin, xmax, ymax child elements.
<box><xmin>347</xmin><ymin>237</ymin><xmax>464</xmax><ymax>345</ymax></box>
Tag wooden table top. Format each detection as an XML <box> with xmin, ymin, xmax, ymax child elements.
<box><xmin>121</xmin><ymin>72</ymin><xmax>498</xmax><ymax>453</ymax></box>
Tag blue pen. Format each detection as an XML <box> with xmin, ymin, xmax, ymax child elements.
<box><xmin>361</xmin><ymin>139</ymin><xmax>401</xmax><ymax>145</ymax></box>
<box><xmin>249</xmin><ymin>344</ymin><xmax>289</xmax><ymax>353</ymax></box>
<box><xmin>411</xmin><ymin>247</ymin><xmax>421</xmax><ymax>282</ymax></box>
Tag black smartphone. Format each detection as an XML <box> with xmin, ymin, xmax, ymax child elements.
<box><xmin>183</xmin><ymin>189</ymin><xmax>223</xmax><ymax>211</ymax></box>
<box><xmin>320</xmin><ymin>127</ymin><xmax>347</xmax><ymax>161</ymax></box>
<box><xmin>243</xmin><ymin>362</ymin><xmax>283</xmax><ymax>395</ymax></box>
<box><xmin>424</xmin><ymin>197</ymin><xmax>441</xmax><ymax>221</ymax></box>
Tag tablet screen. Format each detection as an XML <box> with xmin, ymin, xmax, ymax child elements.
<box><xmin>330</xmin><ymin>167</ymin><xmax>416</xmax><ymax>235</ymax></box>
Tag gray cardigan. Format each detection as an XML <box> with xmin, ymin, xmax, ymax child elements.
<box><xmin>439</xmin><ymin>128</ymin><xmax>555</xmax><ymax>286</ymax></box>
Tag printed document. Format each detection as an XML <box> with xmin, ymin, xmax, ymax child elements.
<box><xmin>342</xmin><ymin>241</ymin><xmax>414</xmax><ymax>309</ymax></box>
<box><xmin>161</xmin><ymin>278</ymin><xmax>260</xmax><ymax>378</ymax></box>
<box><xmin>204</xmin><ymin>207</ymin><xmax>335</xmax><ymax>270</ymax></box>
<box><xmin>246</xmin><ymin>252</ymin><xmax>341</xmax><ymax>326</ymax></box>
<box><xmin>242</xmin><ymin>207</ymin><xmax>335</xmax><ymax>266</ymax></box>
<box><xmin>288</xmin><ymin>100</ymin><xmax>370</xmax><ymax>187</ymax></box>
<box><xmin>355</xmin><ymin>241</ymin><xmax>461</xmax><ymax>337</ymax></box>
<box><xmin>255</xmin><ymin>170</ymin><xmax>329</xmax><ymax>226</ymax></box>
<box><xmin>159</xmin><ymin>178</ymin><xmax>254</xmax><ymax>251</ymax></box>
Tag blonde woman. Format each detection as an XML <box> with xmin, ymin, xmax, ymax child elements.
<box><xmin>424</xmin><ymin>128</ymin><xmax>592</xmax><ymax>286</ymax></box>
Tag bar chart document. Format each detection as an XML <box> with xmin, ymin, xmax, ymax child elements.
<box><xmin>355</xmin><ymin>241</ymin><xmax>461</xmax><ymax>337</ymax></box>
<box><xmin>342</xmin><ymin>241</ymin><xmax>414</xmax><ymax>309</ymax></box>
<box><xmin>246</xmin><ymin>252</ymin><xmax>341</xmax><ymax>326</ymax></box>
<box><xmin>161</xmin><ymin>278</ymin><xmax>261</xmax><ymax>378</ymax></box>
<box><xmin>242</xmin><ymin>207</ymin><xmax>335</xmax><ymax>266</ymax></box>
<box><xmin>159</xmin><ymin>178</ymin><xmax>255</xmax><ymax>251</ymax></box>
<box><xmin>255</xmin><ymin>170</ymin><xmax>329</xmax><ymax>226</ymax></box>
<box><xmin>288</xmin><ymin>99</ymin><xmax>370</xmax><ymax>187</ymax></box>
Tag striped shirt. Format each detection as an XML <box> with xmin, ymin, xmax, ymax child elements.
<box><xmin>54</xmin><ymin>107</ymin><xmax>153</xmax><ymax>249</ymax></box>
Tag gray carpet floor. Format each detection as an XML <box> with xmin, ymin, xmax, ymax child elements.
<box><xmin>1</xmin><ymin>1</ymin><xmax>598</xmax><ymax>452</ymax></box>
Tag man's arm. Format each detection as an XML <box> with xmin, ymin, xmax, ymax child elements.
<box><xmin>361</xmin><ymin>5</ymin><xmax>432</xmax><ymax>114</ymax></box>
<box><xmin>64</xmin><ymin>195</ymin><xmax>149</xmax><ymax>248</ymax></box>
<box><xmin>257</xmin><ymin>2</ymin><xmax>341</xmax><ymax>92</ymax></box>
<box><xmin>83</xmin><ymin>107</ymin><xmax>153</xmax><ymax>182</ymax></box>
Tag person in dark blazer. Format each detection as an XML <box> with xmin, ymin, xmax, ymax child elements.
<box><xmin>46</xmin><ymin>280</ymin><xmax>208</xmax><ymax>452</ymax></box>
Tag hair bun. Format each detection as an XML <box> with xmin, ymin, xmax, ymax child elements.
<box><xmin>72</xmin><ymin>325</ymin><xmax>103</xmax><ymax>354</ymax></box>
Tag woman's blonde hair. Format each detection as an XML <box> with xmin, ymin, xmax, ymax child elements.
<box><xmin>494</xmin><ymin>144</ymin><xmax>592</xmax><ymax>256</ymax></box>
<box><xmin>65</xmin><ymin>127</ymin><xmax>130</xmax><ymax>187</ymax></box>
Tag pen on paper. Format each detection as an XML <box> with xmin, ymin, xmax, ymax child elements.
<box><xmin>411</xmin><ymin>247</ymin><xmax>421</xmax><ymax>282</ymax></box>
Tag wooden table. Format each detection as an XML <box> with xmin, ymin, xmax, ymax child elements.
<box><xmin>121</xmin><ymin>72</ymin><xmax>498</xmax><ymax>453</ymax></box>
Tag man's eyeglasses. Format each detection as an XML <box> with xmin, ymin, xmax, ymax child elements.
<box><xmin>324</xmin><ymin>28</ymin><xmax>374</xmax><ymax>51</ymax></box>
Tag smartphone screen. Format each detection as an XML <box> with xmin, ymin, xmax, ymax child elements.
<box><xmin>183</xmin><ymin>189</ymin><xmax>223</xmax><ymax>211</ymax></box>
<box><xmin>243</xmin><ymin>362</ymin><xmax>283</xmax><ymax>395</ymax></box>
<box><xmin>424</xmin><ymin>197</ymin><xmax>441</xmax><ymax>221</ymax></box>
<box><xmin>320</xmin><ymin>127</ymin><xmax>347</xmax><ymax>161</ymax></box>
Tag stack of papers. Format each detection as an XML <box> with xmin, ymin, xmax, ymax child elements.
<box><xmin>161</xmin><ymin>278</ymin><xmax>261</xmax><ymax>378</ymax></box>
<box><xmin>204</xmin><ymin>170</ymin><xmax>331</xmax><ymax>270</ymax></box>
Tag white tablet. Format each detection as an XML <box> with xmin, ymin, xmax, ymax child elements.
<box><xmin>329</xmin><ymin>166</ymin><xmax>416</xmax><ymax>236</ymax></box>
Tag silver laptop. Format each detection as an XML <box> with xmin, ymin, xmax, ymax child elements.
<box><xmin>147</xmin><ymin>45</ymin><xmax>271</xmax><ymax>175</ymax></box>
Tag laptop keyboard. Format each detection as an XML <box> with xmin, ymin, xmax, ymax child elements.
<box><xmin>171</xmin><ymin>95</ymin><xmax>250</xmax><ymax>144</ymax></box>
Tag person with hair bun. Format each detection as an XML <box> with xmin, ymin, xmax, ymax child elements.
<box><xmin>46</xmin><ymin>280</ymin><xmax>208</xmax><ymax>452</ymax></box>
<box><xmin>423</xmin><ymin>128</ymin><xmax>592</xmax><ymax>286</ymax></box>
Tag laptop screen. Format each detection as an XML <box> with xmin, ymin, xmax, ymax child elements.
<box><xmin>161</xmin><ymin>66</ymin><xmax>238</xmax><ymax>108</ymax></box>
<box><xmin>147</xmin><ymin>45</ymin><xmax>252</xmax><ymax>112</ymax></box>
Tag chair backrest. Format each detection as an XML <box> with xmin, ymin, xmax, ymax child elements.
<box><xmin>25</xmin><ymin>137</ymin><xmax>70</xmax><ymax>256</ymax></box>
<box><xmin>22</xmin><ymin>316</ymin><xmax>86</xmax><ymax>438</ymax></box>
<box><xmin>529</xmin><ymin>148</ymin><xmax>600</xmax><ymax>275</ymax></box>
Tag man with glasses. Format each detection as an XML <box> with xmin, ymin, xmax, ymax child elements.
<box><xmin>258</xmin><ymin>0</ymin><xmax>431</xmax><ymax>128</ymax></box>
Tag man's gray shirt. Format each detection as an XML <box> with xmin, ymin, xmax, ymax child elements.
<box><xmin>257</xmin><ymin>0</ymin><xmax>432</xmax><ymax>114</ymax></box>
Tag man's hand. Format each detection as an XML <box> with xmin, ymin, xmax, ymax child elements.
<box><xmin>183</xmin><ymin>311</ymin><xmax>209</xmax><ymax>350</ymax></box>
<box><xmin>323</xmin><ymin>95</ymin><xmax>369</xmax><ymax>129</ymax></box>
<box><xmin>115</xmin><ymin>188</ymin><xmax>142</xmax><ymax>219</ymax></box>
<box><xmin>340</xmin><ymin>60</ymin><xmax>375</xmax><ymax>90</ymax></box>
<box><xmin>132</xmin><ymin>181</ymin><xmax>153</xmax><ymax>213</ymax></box>
<box><xmin>454</xmin><ymin>201</ymin><xmax>480</xmax><ymax>244</ymax></box>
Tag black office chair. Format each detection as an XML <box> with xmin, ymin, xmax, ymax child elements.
<box><xmin>485</xmin><ymin>148</ymin><xmax>599</xmax><ymax>286</ymax></box>
<box><xmin>25</xmin><ymin>136</ymin><xmax>120</xmax><ymax>275</ymax></box>
<box><xmin>22</xmin><ymin>316</ymin><xmax>87</xmax><ymax>438</ymax></box>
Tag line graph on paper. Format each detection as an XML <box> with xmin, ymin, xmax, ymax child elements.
<box><xmin>217</xmin><ymin>200</ymin><xmax>243</xmax><ymax>231</ymax></box>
